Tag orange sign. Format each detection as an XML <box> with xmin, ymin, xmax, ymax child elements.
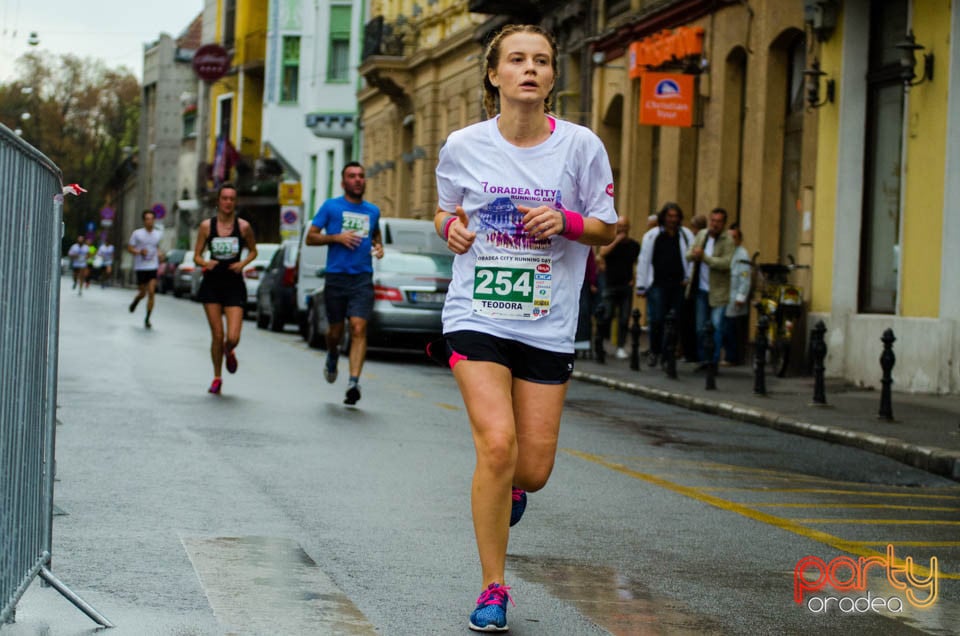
<box><xmin>639</xmin><ymin>73</ymin><xmax>696</xmax><ymax>127</ymax></box>
<box><xmin>628</xmin><ymin>27</ymin><xmax>705</xmax><ymax>78</ymax></box>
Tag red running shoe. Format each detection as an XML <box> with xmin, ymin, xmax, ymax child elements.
<box><xmin>208</xmin><ymin>378</ymin><xmax>222</xmax><ymax>394</ymax></box>
<box><xmin>225</xmin><ymin>350</ymin><xmax>238</xmax><ymax>374</ymax></box>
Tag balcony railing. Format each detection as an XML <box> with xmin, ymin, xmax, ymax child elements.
<box><xmin>363</xmin><ymin>16</ymin><xmax>410</xmax><ymax>61</ymax></box>
<box><xmin>240</xmin><ymin>29</ymin><xmax>266</xmax><ymax>67</ymax></box>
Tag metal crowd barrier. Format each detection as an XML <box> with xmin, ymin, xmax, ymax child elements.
<box><xmin>0</xmin><ymin>124</ymin><xmax>110</xmax><ymax>627</ymax></box>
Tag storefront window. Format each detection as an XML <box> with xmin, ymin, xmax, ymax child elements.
<box><xmin>859</xmin><ymin>0</ymin><xmax>907</xmax><ymax>314</ymax></box>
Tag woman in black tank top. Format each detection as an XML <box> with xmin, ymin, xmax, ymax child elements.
<box><xmin>192</xmin><ymin>183</ymin><xmax>258</xmax><ymax>394</ymax></box>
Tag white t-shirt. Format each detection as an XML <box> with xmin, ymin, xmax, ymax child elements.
<box><xmin>67</xmin><ymin>243</ymin><xmax>88</xmax><ymax>268</ymax></box>
<box><xmin>699</xmin><ymin>235</ymin><xmax>715</xmax><ymax>292</ymax></box>
<box><xmin>436</xmin><ymin>116</ymin><xmax>617</xmax><ymax>353</ymax></box>
<box><xmin>98</xmin><ymin>244</ymin><xmax>115</xmax><ymax>265</ymax></box>
<box><xmin>129</xmin><ymin>228</ymin><xmax>162</xmax><ymax>271</ymax></box>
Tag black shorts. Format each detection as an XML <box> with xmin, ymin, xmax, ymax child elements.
<box><xmin>438</xmin><ymin>330</ymin><xmax>574</xmax><ymax>385</ymax></box>
<box><xmin>324</xmin><ymin>273</ymin><xmax>374</xmax><ymax>322</ymax></box>
<box><xmin>135</xmin><ymin>269</ymin><xmax>158</xmax><ymax>285</ymax></box>
<box><xmin>197</xmin><ymin>268</ymin><xmax>247</xmax><ymax>307</ymax></box>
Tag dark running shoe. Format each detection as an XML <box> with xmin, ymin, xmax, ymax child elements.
<box><xmin>208</xmin><ymin>378</ymin><xmax>222</xmax><ymax>394</ymax></box>
<box><xmin>225</xmin><ymin>350</ymin><xmax>238</xmax><ymax>374</ymax></box>
<box><xmin>129</xmin><ymin>297</ymin><xmax>140</xmax><ymax>313</ymax></box>
<box><xmin>510</xmin><ymin>488</ymin><xmax>527</xmax><ymax>527</ymax></box>
<box><xmin>324</xmin><ymin>354</ymin><xmax>338</xmax><ymax>384</ymax></box>
<box><xmin>469</xmin><ymin>583</ymin><xmax>513</xmax><ymax>632</ymax></box>
<box><xmin>344</xmin><ymin>384</ymin><xmax>361</xmax><ymax>405</ymax></box>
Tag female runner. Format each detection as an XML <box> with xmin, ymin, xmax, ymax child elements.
<box><xmin>433</xmin><ymin>24</ymin><xmax>617</xmax><ymax>632</ymax></box>
<box><xmin>193</xmin><ymin>183</ymin><xmax>257</xmax><ymax>394</ymax></box>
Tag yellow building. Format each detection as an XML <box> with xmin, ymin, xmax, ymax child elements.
<box><xmin>808</xmin><ymin>0</ymin><xmax>959</xmax><ymax>393</ymax></box>
<box><xmin>204</xmin><ymin>0</ymin><xmax>278</xmax><ymax>239</ymax></box>
<box><xmin>358</xmin><ymin>0</ymin><xmax>488</xmax><ymax>218</ymax></box>
<box><xmin>590</xmin><ymin>0</ymin><xmax>817</xmax><ymax>368</ymax></box>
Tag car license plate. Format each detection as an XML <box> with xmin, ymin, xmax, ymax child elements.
<box><xmin>411</xmin><ymin>291</ymin><xmax>445</xmax><ymax>304</ymax></box>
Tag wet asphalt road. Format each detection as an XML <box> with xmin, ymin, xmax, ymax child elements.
<box><xmin>7</xmin><ymin>280</ymin><xmax>960</xmax><ymax>635</ymax></box>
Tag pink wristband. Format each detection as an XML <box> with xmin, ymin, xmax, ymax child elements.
<box><xmin>441</xmin><ymin>215</ymin><xmax>457</xmax><ymax>240</ymax></box>
<box><xmin>561</xmin><ymin>210</ymin><xmax>584</xmax><ymax>240</ymax></box>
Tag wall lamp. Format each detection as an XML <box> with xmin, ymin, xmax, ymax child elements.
<box><xmin>895</xmin><ymin>30</ymin><xmax>934</xmax><ymax>88</ymax></box>
<box><xmin>803</xmin><ymin>58</ymin><xmax>834</xmax><ymax>109</ymax></box>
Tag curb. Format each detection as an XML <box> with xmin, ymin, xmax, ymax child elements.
<box><xmin>572</xmin><ymin>370</ymin><xmax>960</xmax><ymax>483</ymax></box>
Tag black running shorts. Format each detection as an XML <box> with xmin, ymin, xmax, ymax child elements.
<box><xmin>197</xmin><ymin>268</ymin><xmax>247</xmax><ymax>307</ymax></box>
<box><xmin>441</xmin><ymin>330</ymin><xmax>574</xmax><ymax>385</ymax></box>
<box><xmin>135</xmin><ymin>269</ymin><xmax>158</xmax><ymax>285</ymax></box>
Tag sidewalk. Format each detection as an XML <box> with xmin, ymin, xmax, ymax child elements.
<box><xmin>571</xmin><ymin>349</ymin><xmax>960</xmax><ymax>482</ymax></box>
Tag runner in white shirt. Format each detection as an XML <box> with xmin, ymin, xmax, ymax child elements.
<box><xmin>431</xmin><ymin>24</ymin><xmax>617</xmax><ymax>632</ymax></box>
<box><xmin>127</xmin><ymin>210</ymin><xmax>163</xmax><ymax>328</ymax></box>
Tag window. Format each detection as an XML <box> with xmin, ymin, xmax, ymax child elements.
<box><xmin>182</xmin><ymin>108</ymin><xmax>197</xmax><ymax>138</ymax></box>
<box><xmin>223</xmin><ymin>0</ymin><xmax>236</xmax><ymax>49</ymax></box>
<box><xmin>327</xmin><ymin>5</ymin><xmax>352</xmax><ymax>82</ymax></box>
<box><xmin>217</xmin><ymin>95</ymin><xmax>233</xmax><ymax>139</ymax></box>
<box><xmin>280</xmin><ymin>36</ymin><xmax>300</xmax><ymax>103</ymax></box>
<box><xmin>859</xmin><ymin>0</ymin><xmax>907</xmax><ymax>313</ymax></box>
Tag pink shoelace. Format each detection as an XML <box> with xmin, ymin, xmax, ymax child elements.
<box><xmin>476</xmin><ymin>583</ymin><xmax>515</xmax><ymax>608</ymax></box>
<box><xmin>511</xmin><ymin>488</ymin><xmax>525</xmax><ymax>502</ymax></box>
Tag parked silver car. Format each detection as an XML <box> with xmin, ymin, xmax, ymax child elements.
<box><xmin>243</xmin><ymin>242</ymin><xmax>280</xmax><ymax>311</ymax></box>
<box><xmin>306</xmin><ymin>246</ymin><xmax>453</xmax><ymax>350</ymax></box>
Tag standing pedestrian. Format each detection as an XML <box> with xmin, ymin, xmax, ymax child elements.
<box><xmin>597</xmin><ymin>215</ymin><xmax>640</xmax><ymax>359</ymax></box>
<box><xmin>67</xmin><ymin>235</ymin><xmax>88</xmax><ymax>295</ymax></box>
<box><xmin>305</xmin><ymin>162</ymin><xmax>384</xmax><ymax>406</ymax></box>
<box><xmin>687</xmin><ymin>207</ymin><xmax>734</xmax><ymax>368</ymax></box>
<box><xmin>432</xmin><ymin>24</ymin><xmax>617</xmax><ymax>632</ymax></box>
<box><xmin>722</xmin><ymin>223</ymin><xmax>752</xmax><ymax>365</ymax></box>
<box><xmin>193</xmin><ymin>183</ymin><xmax>258</xmax><ymax>394</ymax></box>
<box><xmin>127</xmin><ymin>210</ymin><xmax>163</xmax><ymax>327</ymax></box>
<box><xmin>98</xmin><ymin>237</ymin><xmax>115</xmax><ymax>287</ymax></box>
<box><xmin>635</xmin><ymin>202</ymin><xmax>694</xmax><ymax>367</ymax></box>
<box><xmin>680</xmin><ymin>214</ymin><xmax>706</xmax><ymax>362</ymax></box>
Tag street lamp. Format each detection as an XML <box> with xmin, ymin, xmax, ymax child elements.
<box><xmin>895</xmin><ymin>30</ymin><xmax>934</xmax><ymax>88</ymax></box>
<box><xmin>803</xmin><ymin>58</ymin><xmax>834</xmax><ymax>109</ymax></box>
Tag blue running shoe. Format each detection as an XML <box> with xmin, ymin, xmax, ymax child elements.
<box><xmin>469</xmin><ymin>583</ymin><xmax>513</xmax><ymax>632</ymax></box>
<box><xmin>509</xmin><ymin>488</ymin><xmax>526</xmax><ymax>527</ymax></box>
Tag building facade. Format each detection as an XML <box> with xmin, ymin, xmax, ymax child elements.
<box><xmin>139</xmin><ymin>20</ymin><xmax>204</xmax><ymax>253</ymax></box>
<box><xmin>204</xmin><ymin>0</ymin><xmax>282</xmax><ymax>242</ymax></box>
<box><xmin>808</xmin><ymin>0</ymin><xmax>959</xmax><ymax>394</ymax></box>
<box><xmin>261</xmin><ymin>0</ymin><xmax>366</xmax><ymax>230</ymax></box>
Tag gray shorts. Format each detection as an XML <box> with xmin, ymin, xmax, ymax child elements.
<box><xmin>324</xmin><ymin>273</ymin><xmax>374</xmax><ymax>322</ymax></box>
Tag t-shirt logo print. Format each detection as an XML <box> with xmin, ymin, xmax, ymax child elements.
<box><xmin>477</xmin><ymin>197</ymin><xmax>550</xmax><ymax>251</ymax></box>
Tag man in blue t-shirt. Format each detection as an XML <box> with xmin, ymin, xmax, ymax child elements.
<box><xmin>306</xmin><ymin>162</ymin><xmax>384</xmax><ymax>405</ymax></box>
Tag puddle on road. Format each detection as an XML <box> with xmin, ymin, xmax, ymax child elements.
<box><xmin>508</xmin><ymin>554</ymin><xmax>725</xmax><ymax>635</ymax></box>
<box><xmin>181</xmin><ymin>535</ymin><xmax>375</xmax><ymax>635</ymax></box>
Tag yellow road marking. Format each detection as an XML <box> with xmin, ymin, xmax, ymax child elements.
<box><xmin>434</xmin><ymin>402</ymin><xmax>461</xmax><ymax>411</ymax></box>
<box><xmin>698</xmin><ymin>487</ymin><xmax>960</xmax><ymax>500</ymax></box>
<box><xmin>752</xmin><ymin>503</ymin><xmax>960</xmax><ymax>512</ymax></box>
<box><xmin>564</xmin><ymin>449</ymin><xmax>960</xmax><ymax>580</ymax></box>
<box><xmin>845</xmin><ymin>541</ymin><xmax>960</xmax><ymax>548</ymax></box>
<box><xmin>793</xmin><ymin>519</ymin><xmax>960</xmax><ymax>526</ymax></box>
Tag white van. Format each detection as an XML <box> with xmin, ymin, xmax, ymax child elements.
<box><xmin>295</xmin><ymin>217</ymin><xmax>445</xmax><ymax>337</ymax></box>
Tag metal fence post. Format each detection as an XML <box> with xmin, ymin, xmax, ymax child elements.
<box><xmin>810</xmin><ymin>321</ymin><xmax>827</xmax><ymax>405</ymax></box>
<box><xmin>593</xmin><ymin>303</ymin><xmax>607</xmax><ymax>364</ymax></box>
<box><xmin>629</xmin><ymin>308</ymin><xmax>642</xmax><ymax>371</ymax></box>
<box><xmin>703</xmin><ymin>321</ymin><xmax>717</xmax><ymax>390</ymax></box>
<box><xmin>663</xmin><ymin>309</ymin><xmax>678</xmax><ymax>379</ymax></box>
<box><xmin>879</xmin><ymin>328</ymin><xmax>896</xmax><ymax>421</ymax></box>
<box><xmin>753</xmin><ymin>309</ymin><xmax>768</xmax><ymax>396</ymax></box>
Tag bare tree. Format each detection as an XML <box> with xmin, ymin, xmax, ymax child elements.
<box><xmin>0</xmin><ymin>52</ymin><xmax>140</xmax><ymax>242</ymax></box>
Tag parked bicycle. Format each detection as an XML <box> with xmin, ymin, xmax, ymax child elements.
<box><xmin>752</xmin><ymin>254</ymin><xmax>809</xmax><ymax>377</ymax></box>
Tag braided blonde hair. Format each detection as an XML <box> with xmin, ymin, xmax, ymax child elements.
<box><xmin>482</xmin><ymin>24</ymin><xmax>559</xmax><ymax>119</ymax></box>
